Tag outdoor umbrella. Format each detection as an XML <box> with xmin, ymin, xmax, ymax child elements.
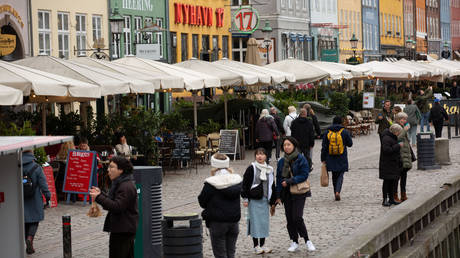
<box><xmin>245</xmin><ymin>38</ymin><xmax>262</xmax><ymax>66</ymax></box>
<box><xmin>313</xmin><ymin>61</ymin><xmax>371</xmax><ymax>79</ymax></box>
<box><xmin>356</xmin><ymin>61</ymin><xmax>415</xmax><ymax>80</ymax></box>
<box><xmin>71</xmin><ymin>57</ymin><xmax>183</xmax><ymax>89</ymax></box>
<box><xmin>309</xmin><ymin>61</ymin><xmax>353</xmax><ymax>80</ymax></box>
<box><xmin>265</xmin><ymin>58</ymin><xmax>329</xmax><ymax>83</ymax></box>
<box><xmin>0</xmin><ymin>84</ymin><xmax>23</xmax><ymax>105</ymax></box>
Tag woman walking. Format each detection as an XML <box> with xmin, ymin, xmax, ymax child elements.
<box><xmin>90</xmin><ymin>156</ymin><xmax>139</xmax><ymax>258</ymax></box>
<box><xmin>321</xmin><ymin>116</ymin><xmax>353</xmax><ymax>201</ymax></box>
<box><xmin>403</xmin><ymin>99</ymin><xmax>421</xmax><ymax>147</ymax></box>
<box><xmin>429</xmin><ymin>98</ymin><xmax>449</xmax><ymax>138</ymax></box>
<box><xmin>255</xmin><ymin>109</ymin><xmax>279</xmax><ymax>163</ymax></box>
<box><xmin>198</xmin><ymin>153</ymin><xmax>242</xmax><ymax>258</ymax></box>
<box><xmin>394</xmin><ymin>112</ymin><xmax>414</xmax><ymax>202</ymax></box>
<box><xmin>379</xmin><ymin>124</ymin><xmax>404</xmax><ymax>207</ymax></box>
<box><xmin>275</xmin><ymin>137</ymin><xmax>315</xmax><ymax>253</ymax></box>
<box><xmin>241</xmin><ymin>148</ymin><xmax>276</xmax><ymax>254</ymax></box>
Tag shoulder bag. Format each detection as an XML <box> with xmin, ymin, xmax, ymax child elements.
<box><xmin>289</xmin><ymin>170</ymin><xmax>310</xmax><ymax>195</ymax></box>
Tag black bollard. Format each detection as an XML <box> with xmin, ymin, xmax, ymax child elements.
<box><xmin>456</xmin><ymin>113</ymin><xmax>459</xmax><ymax>137</ymax></box>
<box><xmin>448</xmin><ymin>117</ymin><xmax>452</xmax><ymax>139</ymax></box>
<box><xmin>62</xmin><ymin>215</ymin><xmax>72</xmax><ymax>258</ymax></box>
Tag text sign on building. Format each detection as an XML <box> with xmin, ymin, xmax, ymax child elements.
<box><xmin>136</xmin><ymin>43</ymin><xmax>161</xmax><ymax>60</ymax></box>
<box><xmin>122</xmin><ymin>0</ymin><xmax>153</xmax><ymax>11</ymax></box>
<box><xmin>174</xmin><ymin>3</ymin><xmax>225</xmax><ymax>27</ymax></box>
<box><xmin>233</xmin><ymin>6</ymin><xmax>259</xmax><ymax>34</ymax></box>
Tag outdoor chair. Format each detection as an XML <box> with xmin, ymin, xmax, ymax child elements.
<box><xmin>207</xmin><ymin>133</ymin><xmax>220</xmax><ymax>156</ymax></box>
<box><xmin>197</xmin><ymin>135</ymin><xmax>210</xmax><ymax>163</ymax></box>
<box><xmin>344</xmin><ymin>115</ymin><xmax>361</xmax><ymax>137</ymax></box>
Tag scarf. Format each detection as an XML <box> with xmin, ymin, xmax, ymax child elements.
<box><xmin>253</xmin><ymin>161</ymin><xmax>273</xmax><ymax>181</ymax></box>
<box><xmin>282</xmin><ymin>149</ymin><xmax>299</xmax><ymax>178</ymax></box>
<box><xmin>108</xmin><ymin>174</ymin><xmax>135</xmax><ymax>200</ymax></box>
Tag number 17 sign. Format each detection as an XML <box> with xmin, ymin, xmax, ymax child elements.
<box><xmin>233</xmin><ymin>6</ymin><xmax>259</xmax><ymax>34</ymax></box>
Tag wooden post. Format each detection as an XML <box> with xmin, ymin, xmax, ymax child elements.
<box><xmin>193</xmin><ymin>91</ymin><xmax>198</xmax><ymax>131</ymax></box>
<box><xmin>41</xmin><ymin>103</ymin><xmax>46</xmax><ymax>136</ymax></box>
<box><xmin>223</xmin><ymin>87</ymin><xmax>229</xmax><ymax>129</ymax></box>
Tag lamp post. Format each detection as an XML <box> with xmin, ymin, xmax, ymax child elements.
<box><xmin>406</xmin><ymin>36</ymin><xmax>414</xmax><ymax>60</ymax></box>
<box><xmin>261</xmin><ymin>20</ymin><xmax>272</xmax><ymax>64</ymax></box>
<box><xmin>109</xmin><ymin>8</ymin><xmax>124</xmax><ymax>60</ymax></box>
<box><xmin>441</xmin><ymin>41</ymin><xmax>451</xmax><ymax>59</ymax></box>
<box><xmin>348</xmin><ymin>34</ymin><xmax>358</xmax><ymax>65</ymax></box>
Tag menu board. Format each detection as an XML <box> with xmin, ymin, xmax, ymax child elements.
<box><xmin>362</xmin><ymin>92</ymin><xmax>375</xmax><ymax>109</ymax></box>
<box><xmin>219</xmin><ymin>130</ymin><xmax>239</xmax><ymax>160</ymax></box>
<box><xmin>42</xmin><ymin>166</ymin><xmax>57</xmax><ymax>208</ymax></box>
<box><xmin>62</xmin><ymin>150</ymin><xmax>97</xmax><ymax>194</ymax></box>
<box><xmin>172</xmin><ymin>133</ymin><xmax>191</xmax><ymax>160</ymax></box>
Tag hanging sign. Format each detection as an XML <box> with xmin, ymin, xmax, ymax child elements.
<box><xmin>0</xmin><ymin>34</ymin><xmax>16</xmax><ymax>56</ymax></box>
<box><xmin>62</xmin><ymin>150</ymin><xmax>98</xmax><ymax>194</ymax></box>
<box><xmin>233</xmin><ymin>6</ymin><xmax>259</xmax><ymax>34</ymax></box>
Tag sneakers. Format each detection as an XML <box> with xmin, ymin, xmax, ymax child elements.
<box><xmin>288</xmin><ymin>241</ymin><xmax>299</xmax><ymax>252</ymax></box>
<box><xmin>262</xmin><ymin>246</ymin><xmax>272</xmax><ymax>253</ymax></box>
<box><xmin>254</xmin><ymin>246</ymin><xmax>264</xmax><ymax>254</ymax></box>
<box><xmin>306</xmin><ymin>240</ymin><xmax>316</xmax><ymax>251</ymax></box>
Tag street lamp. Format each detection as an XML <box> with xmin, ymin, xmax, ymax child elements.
<box><xmin>261</xmin><ymin>20</ymin><xmax>272</xmax><ymax>64</ymax></box>
<box><xmin>441</xmin><ymin>41</ymin><xmax>451</xmax><ymax>59</ymax></box>
<box><xmin>109</xmin><ymin>7</ymin><xmax>124</xmax><ymax>59</ymax></box>
<box><xmin>406</xmin><ymin>36</ymin><xmax>414</xmax><ymax>60</ymax></box>
<box><xmin>350</xmin><ymin>34</ymin><xmax>358</xmax><ymax>58</ymax></box>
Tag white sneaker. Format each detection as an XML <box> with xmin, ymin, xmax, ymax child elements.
<box><xmin>306</xmin><ymin>240</ymin><xmax>316</xmax><ymax>251</ymax></box>
<box><xmin>254</xmin><ymin>246</ymin><xmax>264</xmax><ymax>254</ymax></box>
<box><xmin>262</xmin><ymin>246</ymin><xmax>272</xmax><ymax>253</ymax></box>
<box><xmin>288</xmin><ymin>242</ymin><xmax>299</xmax><ymax>252</ymax></box>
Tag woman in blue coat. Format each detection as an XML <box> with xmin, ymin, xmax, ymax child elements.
<box><xmin>321</xmin><ymin>116</ymin><xmax>353</xmax><ymax>201</ymax></box>
<box><xmin>275</xmin><ymin>136</ymin><xmax>315</xmax><ymax>253</ymax></box>
<box><xmin>22</xmin><ymin>150</ymin><xmax>51</xmax><ymax>254</ymax></box>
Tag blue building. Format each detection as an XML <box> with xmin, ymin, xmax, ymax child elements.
<box><xmin>362</xmin><ymin>0</ymin><xmax>380</xmax><ymax>62</ymax></box>
<box><xmin>440</xmin><ymin>0</ymin><xmax>451</xmax><ymax>57</ymax></box>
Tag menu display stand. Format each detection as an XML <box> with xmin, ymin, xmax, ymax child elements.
<box><xmin>219</xmin><ymin>130</ymin><xmax>239</xmax><ymax>161</ymax></box>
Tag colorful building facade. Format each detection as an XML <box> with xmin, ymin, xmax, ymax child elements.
<box><xmin>310</xmin><ymin>0</ymin><xmax>339</xmax><ymax>62</ymax></box>
<box><xmin>338</xmin><ymin>0</ymin><xmax>363</xmax><ymax>63</ymax></box>
<box><xmin>403</xmin><ymin>0</ymin><xmax>415</xmax><ymax>56</ymax></box>
<box><xmin>415</xmin><ymin>0</ymin><xmax>427</xmax><ymax>54</ymax></box>
<box><xmin>362</xmin><ymin>0</ymin><xmax>381</xmax><ymax>62</ymax></box>
<box><xmin>0</xmin><ymin>1</ymin><xmax>30</xmax><ymax>61</ymax></box>
<box><xmin>452</xmin><ymin>0</ymin><xmax>460</xmax><ymax>57</ymax></box>
<box><xmin>426</xmin><ymin>0</ymin><xmax>441</xmax><ymax>56</ymax></box>
<box><xmin>440</xmin><ymin>0</ymin><xmax>450</xmax><ymax>55</ymax></box>
<box><xmin>379</xmin><ymin>0</ymin><xmax>405</xmax><ymax>58</ymax></box>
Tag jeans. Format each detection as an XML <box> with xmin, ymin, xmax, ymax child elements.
<box><xmin>332</xmin><ymin>171</ymin><xmax>345</xmax><ymax>193</ymax></box>
<box><xmin>408</xmin><ymin>124</ymin><xmax>418</xmax><ymax>145</ymax></box>
<box><xmin>209</xmin><ymin>221</ymin><xmax>239</xmax><ymax>258</ymax></box>
<box><xmin>109</xmin><ymin>233</ymin><xmax>135</xmax><ymax>258</ymax></box>
<box><xmin>399</xmin><ymin>168</ymin><xmax>409</xmax><ymax>193</ymax></box>
<box><xmin>275</xmin><ymin>138</ymin><xmax>281</xmax><ymax>160</ymax></box>
<box><xmin>433</xmin><ymin>121</ymin><xmax>444</xmax><ymax>138</ymax></box>
<box><xmin>420</xmin><ymin>112</ymin><xmax>431</xmax><ymax>132</ymax></box>
<box><xmin>382</xmin><ymin>179</ymin><xmax>397</xmax><ymax>200</ymax></box>
<box><xmin>283</xmin><ymin>192</ymin><xmax>309</xmax><ymax>243</ymax></box>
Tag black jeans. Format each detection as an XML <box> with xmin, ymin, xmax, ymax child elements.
<box><xmin>399</xmin><ymin>168</ymin><xmax>409</xmax><ymax>193</ymax></box>
<box><xmin>209</xmin><ymin>221</ymin><xmax>239</xmax><ymax>258</ymax></box>
<box><xmin>109</xmin><ymin>232</ymin><xmax>135</xmax><ymax>258</ymax></box>
<box><xmin>258</xmin><ymin>141</ymin><xmax>273</xmax><ymax>163</ymax></box>
<box><xmin>382</xmin><ymin>179</ymin><xmax>397</xmax><ymax>200</ymax></box>
<box><xmin>283</xmin><ymin>192</ymin><xmax>309</xmax><ymax>243</ymax></box>
<box><xmin>433</xmin><ymin>121</ymin><xmax>444</xmax><ymax>138</ymax></box>
<box><xmin>275</xmin><ymin>138</ymin><xmax>282</xmax><ymax>160</ymax></box>
<box><xmin>25</xmin><ymin>222</ymin><xmax>39</xmax><ymax>237</ymax></box>
<box><xmin>332</xmin><ymin>171</ymin><xmax>345</xmax><ymax>193</ymax></box>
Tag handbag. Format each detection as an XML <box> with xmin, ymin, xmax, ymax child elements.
<box><xmin>289</xmin><ymin>170</ymin><xmax>310</xmax><ymax>195</ymax></box>
<box><xmin>273</xmin><ymin>131</ymin><xmax>278</xmax><ymax>141</ymax></box>
<box><xmin>249</xmin><ymin>183</ymin><xmax>264</xmax><ymax>199</ymax></box>
<box><xmin>320</xmin><ymin>163</ymin><xmax>329</xmax><ymax>187</ymax></box>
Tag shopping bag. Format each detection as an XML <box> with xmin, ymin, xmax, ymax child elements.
<box><xmin>320</xmin><ymin>164</ymin><xmax>329</xmax><ymax>187</ymax></box>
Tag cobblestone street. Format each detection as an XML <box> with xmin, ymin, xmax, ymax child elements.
<box><xmin>30</xmin><ymin>129</ymin><xmax>460</xmax><ymax>258</ymax></box>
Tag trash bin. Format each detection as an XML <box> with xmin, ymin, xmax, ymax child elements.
<box><xmin>416</xmin><ymin>133</ymin><xmax>441</xmax><ymax>170</ymax></box>
<box><xmin>133</xmin><ymin>166</ymin><xmax>163</xmax><ymax>258</ymax></box>
<box><xmin>163</xmin><ymin>213</ymin><xmax>203</xmax><ymax>258</ymax></box>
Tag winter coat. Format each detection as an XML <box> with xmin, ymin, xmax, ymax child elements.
<box><xmin>22</xmin><ymin>152</ymin><xmax>51</xmax><ymax>223</ymax></box>
<box><xmin>275</xmin><ymin>153</ymin><xmax>310</xmax><ymax>198</ymax></box>
<box><xmin>255</xmin><ymin>116</ymin><xmax>279</xmax><ymax>142</ymax></box>
<box><xmin>379</xmin><ymin>129</ymin><xmax>402</xmax><ymax>180</ymax></box>
<box><xmin>308</xmin><ymin>114</ymin><xmax>321</xmax><ymax>137</ymax></box>
<box><xmin>376</xmin><ymin>108</ymin><xmax>394</xmax><ymax>134</ymax></box>
<box><xmin>429</xmin><ymin>103</ymin><xmax>449</xmax><ymax>124</ymax></box>
<box><xmin>403</xmin><ymin>104</ymin><xmax>421</xmax><ymax>126</ymax></box>
<box><xmin>415</xmin><ymin>88</ymin><xmax>433</xmax><ymax>113</ymax></box>
<box><xmin>95</xmin><ymin>174</ymin><xmax>139</xmax><ymax>234</ymax></box>
<box><xmin>271</xmin><ymin>113</ymin><xmax>285</xmax><ymax>135</ymax></box>
<box><xmin>198</xmin><ymin>172</ymin><xmax>242</xmax><ymax>225</ymax></box>
<box><xmin>398</xmin><ymin>125</ymin><xmax>412</xmax><ymax>169</ymax></box>
<box><xmin>291</xmin><ymin>117</ymin><xmax>315</xmax><ymax>150</ymax></box>
<box><xmin>449</xmin><ymin>86</ymin><xmax>458</xmax><ymax>99</ymax></box>
<box><xmin>283</xmin><ymin>112</ymin><xmax>298</xmax><ymax>136</ymax></box>
<box><xmin>241</xmin><ymin>164</ymin><xmax>276</xmax><ymax>205</ymax></box>
<box><xmin>320</xmin><ymin>124</ymin><xmax>353</xmax><ymax>173</ymax></box>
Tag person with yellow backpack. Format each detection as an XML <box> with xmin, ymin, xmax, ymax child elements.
<box><xmin>320</xmin><ymin>116</ymin><xmax>353</xmax><ymax>201</ymax></box>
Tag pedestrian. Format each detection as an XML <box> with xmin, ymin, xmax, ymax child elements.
<box><xmin>198</xmin><ymin>153</ymin><xmax>242</xmax><ymax>258</ymax></box>
<box><xmin>320</xmin><ymin>116</ymin><xmax>353</xmax><ymax>201</ymax></box>
<box><xmin>22</xmin><ymin>150</ymin><xmax>51</xmax><ymax>254</ymax></box>
<box><xmin>89</xmin><ymin>156</ymin><xmax>139</xmax><ymax>258</ymax></box>
<box><xmin>376</xmin><ymin>100</ymin><xmax>394</xmax><ymax>140</ymax></box>
<box><xmin>255</xmin><ymin>109</ymin><xmax>279</xmax><ymax>163</ymax></box>
<box><xmin>270</xmin><ymin>107</ymin><xmax>285</xmax><ymax>161</ymax></box>
<box><xmin>283</xmin><ymin>106</ymin><xmax>298</xmax><ymax>136</ymax></box>
<box><xmin>291</xmin><ymin>108</ymin><xmax>315</xmax><ymax>169</ymax></box>
<box><xmin>241</xmin><ymin>148</ymin><xmax>276</xmax><ymax>255</ymax></box>
<box><xmin>275</xmin><ymin>136</ymin><xmax>315</xmax><ymax>253</ymax></box>
<box><xmin>449</xmin><ymin>81</ymin><xmax>458</xmax><ymax>99</ymax></box>
<box><xmin>379</xmin><ymin>124</ymin><xmax>404</xmax><ymax>207</ymax></box>
<box><xmin>303</xmin><ymin>103</ymin><xmax>321</xmax><ymax>138</ymax></box>
<box><xmin>115</xmin><ymin>132</ymin><xmax>135</xmax><ymax>159</ymax></box>
<box><xmin>394</xmin><ymin>112</ymin><xmax>414</xmax><ymax>202</ymax></box>
<box><xmin>429</xmin><ymin>98</ymin><xmax>449</xmax><ymax>138</ymax></box>
<box><xmin>403</xmin><ymin>99</ymin><xmax>421</xmax><ymax>147</ymax></box>
<box><xmin>415</xmin><ymin>86</ymin><xmax>433</xmax><ymax>132</ymax></box>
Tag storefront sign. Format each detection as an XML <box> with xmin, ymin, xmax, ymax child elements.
<box><xmin>428</xmin><ymin>100</ymin><xmax>460</xmax><ymax>119</ymax></box>
<box><xmin>0</xmin><ymin>5</ymin><xmax>24</xmax><ymax>28</ymax></box>
<box><xmin>0</xmin><ymin>34</ymin><xmax>16</xmax><ymax>56</ymax></box>
<box><xmin>62</xmin><ymin>150</ymin><xmax>97</xmax><ymax>194</ymax></box>
<box><xmin>42</xmin><ymin>166</ymin><xmax>57</xmax><ymax>208</ymax></box>
<box><xmin>233</xmin><ymin>6</ymin><xmax>259</xmax><ymax>34</ymax></box>
<box><xmin>136</xmin><ymin>43</ymin><xmax>161</xmax><ymax>60</ymax></box>
<box><xmin>174</xmin><ymin>3</ymin><xmax>224</xmax><ymax>27</ymax></box>
<box><xmin>321</xmin><ymin>49</ymin><xmax>338</xmax><ymax>62</ymax></box>
<box><xmin>122</xmin><ymin>0</ymin><xmax>153</xmax><ymax>11</ymax></box>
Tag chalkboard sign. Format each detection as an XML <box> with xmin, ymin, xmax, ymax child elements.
<box><xmin>171</xmin><ymin>133</ymin><xmax>191</xmax><ymax>160</ymax></box>
<box><xmin>219</xmin><ymin>130</ymin><xmax>239</xmax><ymax>160</ymax></box>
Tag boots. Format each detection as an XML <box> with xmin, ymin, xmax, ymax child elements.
<box><xmin>382</xmin><ymin>196</ymin><xmax>391</xmax><ymax>207</ymax></box>
<box><xmin>393</xmin><ymin>192</ymin><xmax>401</xmax><ymax>203</ymax></box>
<box><xmin>389</xmin><ymin>193</ymin><xmax>401</xmax><ymax>205</ymax></box>
<box><xmin>26</xmin><ymin>236</ymin><xmax>35</xmax><ymax>254</ymax></box>
<box><xmin>401</xmin><ymin>192</ymin><xmax>408</xmax><ymax>202</ymax></box>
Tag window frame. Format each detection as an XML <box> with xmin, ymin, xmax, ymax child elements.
<box><xmin>58</xmin><ymin>12</ymin><xmax>70</xmax><ymax>59</ymax></box>
<box><xmin>76</xmin><ymin>14</ymin><xmax>87</xmax><ymax>56</ymax></box>
<box><xmin>38</xmin><ymin>10</ymin><xmax>51</xmax><ymax>55</ymax></box>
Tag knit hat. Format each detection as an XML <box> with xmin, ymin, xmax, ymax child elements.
<box><xmin>211</xmin><ymin>154</ymin><xmax>230</xmax><ymax>169</ymax></box>
<box><xmin>434</xmin><ymin>98</ymin><xmax>441</xmax><ymax>103</ymax></box>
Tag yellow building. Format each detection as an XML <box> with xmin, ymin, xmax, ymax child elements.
<box><xmin>379</xmin><ymin>0</ymin><xmax>405</xmax><ymax>58</ymax></box>
<box><xmin>30</xmin><ymin>0</ymin><xmax>109</xmax><ymax>59</ymax></box>
<box><xmin>337</xmin><ymin>0</ymin><xmax>363</xmax><ymax>63</ymax></box>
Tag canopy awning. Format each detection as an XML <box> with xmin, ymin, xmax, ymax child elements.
<box><xmin>265</xmin><ymin>58</ymin><xmax>329</xmax><ymax>83</ymax></box>
<box><xmin>0</xmin><ymin>84</ymin><xmax>23</xmax><ymax>105</ymax></box>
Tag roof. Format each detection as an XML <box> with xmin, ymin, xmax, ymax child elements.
<box><xmin>0</xmin><ymin>136</ymin><xmax>73</xmax><ymax>156</ymax></box>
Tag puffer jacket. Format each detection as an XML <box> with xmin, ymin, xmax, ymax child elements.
<box><xmin>398</xmin><ymin>125</ymin><xmax>412</xmax><ymax>169</ymax></box>
<box><xmin>379</xmin><ymin>129</ymin><xmax>402</xmax><ymax>180</ymax></box>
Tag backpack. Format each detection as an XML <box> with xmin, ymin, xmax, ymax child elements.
<box><xmin>327</xmin><ymin>128</ymin><xmax>345</xmax><ymax>155</ymax></box>
<box><xmin>23</xmin><ymin>163</ymin><xmax>39</xmax><ymax>199</ymax></box>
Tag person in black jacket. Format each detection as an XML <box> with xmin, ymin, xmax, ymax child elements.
<box><xmin>291</xmin><ymin>108</ymin><xmax>315</xmax><ymax>168</ymax></box>
<box><xmin>429</xmin><ymin>98</ymin><xmax>449</xmax><ymax>138</ymax></box>
<box><xmin>303</xmin><ymin>104</ymin><xmax>321</xmax><ymax>139</ymax></box>
<box><xmin>255</xmin><ymin>109</ymin><xmax>279</xmax><ymax>163</ymax></box>
<box><xmin>270</xmin><ymin>107</ymin><xmax>284</xmax><ymax>160</ymax></box>
<box><xmin>379</xmin><ymin>124</ymin><xmax>404</xmax><ymax>207</ymax></box>
<box><xmin>90</xmin><ymin>156</ymin><xmax>138</xmax><ymax>258</ymax></box>
<box><xmin>198</xmin><ymin>153</ymin><xmax>242</xmax><ymax>258</ymax></box>
<box><xmin>450</xmin><ymin>81</ymin><xmax>458</xmax><ymax>99</ymax></box>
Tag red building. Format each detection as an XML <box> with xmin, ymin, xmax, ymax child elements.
<box><xmin>452</xmin><ymin>0</ymin><xmax>460</xmax><ymax>58</ymax></box>
<box><xmin>426</xmin><ymin>0</ymin><xmax>441</xmax><ymax>55</ymax></box>
<box><xmin>416</xmin><ymin>0</ymin><xmax>427</xmax><ymax>54</ymax></box>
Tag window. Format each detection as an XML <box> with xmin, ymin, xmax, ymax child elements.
<box><xmin>222</xmin><ymin>36</ymin><xmax>229</xmax><ymax>58</ymax></box>
<box><xmin>170</xmin><ymin>32</ymin><xmax>176</xmax><ymax>63</ymax></box>
<box><xmin>92</xmin><ymin>15</ymin><xmax>102</xmax><ymax>42</ymax></box>
<box><xmin>192</xmin><ymin>34</ymin><xmax>199</xmax><ymax>58</ymax></box>
<box><xmin>57</xmin><ymin>12</ymin><xmax>69</xmax><ymax>59</ymax></box>
<box><xmin>76</xmin><ymin>14</ymin><xmax>87</xmax><ymax>56</ymax></box>
<box><xmin>134</xmin><ymin>17</ymin><xmax>142</xmax><ymax>44</ymax></box>
<box><xmin>156</xmin><ymin>18</ymin><xmax>163</xmax><ymax>57</ymax></box>
<box><xmin>212</xmin><ymin>35</ymin><xmax>218</xmax><ymax>61</ymax></box>
<box><xmin>202</xmin><ymin>34</ymin><xmax>210</xmax><ymax>52</ymax></box>
<box><xmin>38</xmin><ymin>10</ymin><xmax>51</xmax><ymax>55</ymax></box>
<box><xmin>112</xmin><ymin>33</ymin><xmax>121</xmax><ymax>58</ymax></box>
<box><xmin>123</xmin><ymin>16</ymin><xmax>132</xmax><ymax>55</ymax></box>
<box><xmin>232</xmin><ymin>38</ymin><xmax>247</xmax><ymax>62</ymax></box>
<box><xmin>144</xmin><ymin>17</ymin><xmax>153</xmax><ymax>43</ymax></box>
<box><xmin>181</xmin><ymin>33</ymin><xmax>188</xmax><ymax>61</ymax></box>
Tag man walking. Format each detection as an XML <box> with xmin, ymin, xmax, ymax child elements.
<box><xmin>376</xmin><ymin>100</ymin><xmax>393</xmax><ymax>140</ymax></box>
<box><xmin>270</xmin><ymin>107</ymin><xmax>284</xmax><ymax>160</ymax></box>
<box><xmin>283</xmin><ymin>106</ymin><xmax>298</xmax><ymax>137</ymax></box>
<box><xmin>291</xmin><ymin>108</ymin><xmax>315</xmax><ymax>168</ymax></box>
<box><xmin>415</xmin><ymin>86</ymin><xmax>433</xmax><ymax>132</ymax></box>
